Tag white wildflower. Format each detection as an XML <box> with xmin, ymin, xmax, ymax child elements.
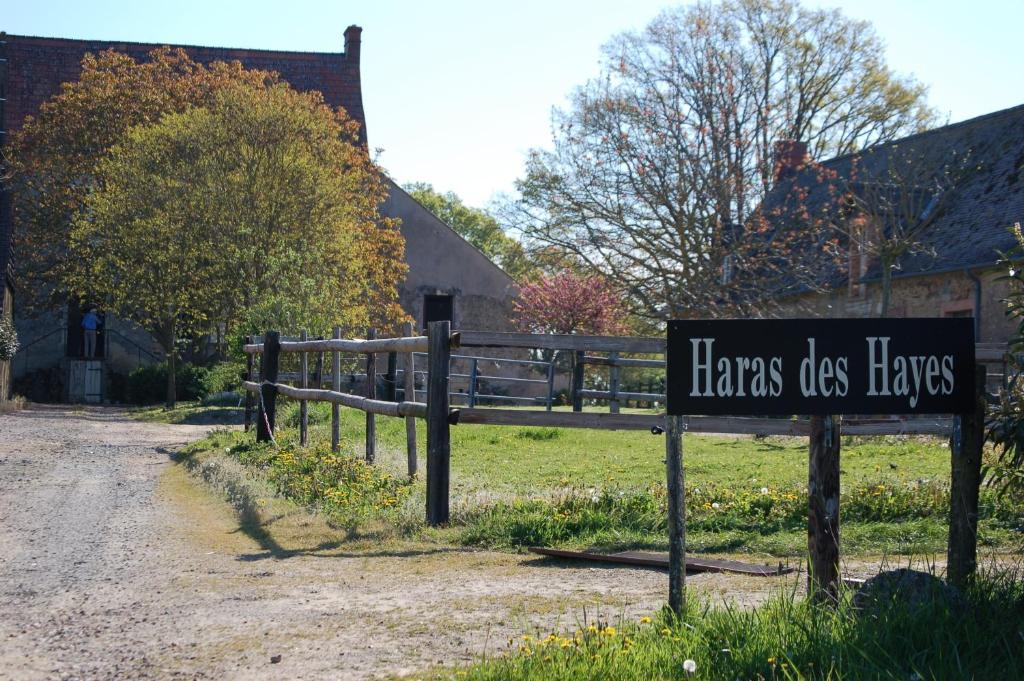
<box><xmin>761</xmin><ymin>487</ymin><xmax>769</xmax><ymax>495</ymax></box>
<box><xmin>712</xmin><ymin>502</ymin><xmax>720</xmax><ymax>509</ymax></box>
<box><xmin>683</xmin><ymin>659</ymin><xmax>697</xmax><ymax>674</ymax></box>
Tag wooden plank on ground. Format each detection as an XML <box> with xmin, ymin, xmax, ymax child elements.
<box><xmin>528</xmin><ymin>547</ymin><xmax>793</xmax><ymax>576</ymax></box>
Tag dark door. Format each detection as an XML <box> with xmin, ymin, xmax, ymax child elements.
<box><xmin>67</xmin><ymin>300</ymin><xmax>106</xmax><ymax>358</ymax></box>
<box><xmin>422</xmin><ymin>294</ymin><xmax>454</xmax><ymax>332</ymax></box>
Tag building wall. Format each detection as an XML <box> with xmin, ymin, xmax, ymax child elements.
<box><xmin>382</xmin><ymin>181</ymin><xmax>518</xmax><ymax>334</ymax></box>
<box><xmin>778</xmin><ymin>268</ymin><xmax>1016</xmax><ymax>343</ymax></box>
<box><xmin>12</xmin><ymin>307</ymin><xmax>162</xmax><ymax>401</ymax></box>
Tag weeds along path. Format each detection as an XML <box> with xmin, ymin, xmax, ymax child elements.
<box><xmin>0</xmin><ymin>405</ymin><xmax>861</xmax><ymax>680</ymax></box>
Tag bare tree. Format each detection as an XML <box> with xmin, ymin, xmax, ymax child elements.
<box><xmin>832</xmin><ymin>146</ymin><xmax>974</xmax><ymax>316</ymax></box>
<box><xmin>507</xmin><ymin>0</ymin><xmax>936</xmax><ymax>320</ymax></box>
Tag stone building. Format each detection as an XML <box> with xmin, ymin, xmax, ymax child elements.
<box><xmin>0</xmin><ymin>28</ymin><xmax>517</xmax><ymax>402</ymax></box>
<box><xmin>760</xmin><ymin>104</ymin><xmax>1024</xmax><ymax>344</ymax></box>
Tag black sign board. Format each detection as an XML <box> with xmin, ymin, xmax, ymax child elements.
<box><xmin>666</xmin><ymin>318</ymin><xmax>975</xmax><ymax>416</ymax></box>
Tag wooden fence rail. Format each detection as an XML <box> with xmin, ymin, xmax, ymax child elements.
<box><xmin>242</xmin><ymin>325</ymin><xmax>988</xmax><ymax>612</ymax></box>
<box><xmin>242</xmin><ymin>381</ymin><xmax>428</xmax><ymax>418</ymax></box>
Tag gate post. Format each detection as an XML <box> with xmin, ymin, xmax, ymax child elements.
<box><xmin>609</xmin><ymin>351</ymin><xmax>621</xmax><ymax>414</ymax></box>
<box><xmin>256</xmin><ymin>331</ymin><xmax>280</xmax><ymax>443</ymax></box>
<box><xmin>665</xmin><ymin>414</ymin><xmax>686</xmax><ymax>615</ymax></box>
<box><xmin>571</xmin><ymin>350</ymin><xmax>584</xmax><ymax>412</ymax></box>
<box><xmin>808</xmin><ymin>414</ymin><xmax>841</xmax><ymax>604</ymax></box>
<box><xmin>948</xmin><ymin>364</ymin><xmax>987</xmax><ymax>586</ymax></box>
<box><xmin>426</xmin><ymin>320</ymin><xmax>452</xmax><ymax>525</ymax></box>
<box><xmin>402</xmin><ymin>321</ymin><xmax>418</xmax><ymax>478</ymax></box>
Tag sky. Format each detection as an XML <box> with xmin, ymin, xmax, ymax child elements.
<box><xmin>5</xmin><ymin>1</ymin><xmax>1024</xmax><ymax>207</ymax></box>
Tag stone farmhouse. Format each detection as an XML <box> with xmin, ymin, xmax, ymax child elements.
<box><xmin>761</xmin><ymin>104</ymin><xmax>1024</xmax><ymax>344</ymax></box>
<box><xmin>0</xmin><ymin>28</ymin><xmax>517</xmax><ymax>402</ymax></box>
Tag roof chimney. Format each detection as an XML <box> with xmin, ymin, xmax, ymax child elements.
<box><xmin>344</xmin><ymin>25</ymin><xmax>362</xmax><ymax>65</ymax></box>
<box><xmin>773</xmin><ymin>140</ymin><xmax>808</xmax><ymax>183</ymax></box>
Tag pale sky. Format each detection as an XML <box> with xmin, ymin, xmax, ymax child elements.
<box><xmin>5</xmin><ymin>1</ymin><xmax>1024</xmax><ymax>207</ymax></box>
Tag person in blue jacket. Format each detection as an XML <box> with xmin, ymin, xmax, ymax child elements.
<box><xmin>82</xmin><ymin>307</ymin><xmax>100</xmax><ymax>358</ymax></box>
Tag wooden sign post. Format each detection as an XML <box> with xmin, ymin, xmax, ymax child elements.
<box><xmin>665</xmin><ymin>414</ymin><xmax>686</xmax><ymax>615</ymax></box>
<box><xmin>808</xmin><ymin>414</ymin><xmax>841</xmax><ymax>602</ymax></box>
<box><xmin>948</xmin><ymin>364</ymin><xmax>987</xmax><ymax>586</ymax></box>
<box><xmin>667</xmin><ymin>318</ymin><xmax>977</xmax><ymax>605</ymax></box>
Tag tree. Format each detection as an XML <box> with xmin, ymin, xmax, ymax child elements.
<box><xmin>404</xmin><ymin>183</ymin><xmax>533</xmax><ymax>279</ymax></box>
<box><xmin>513</xmin><ymin>270</ymin><xmax>630</xmax><ymax>336</ymax></box>
<box><xmin>6</xmin><ymin>48</ymin><xmax>278</xmax><ymax>312</ymax></box>
<box><xmin>512</xmin><ymin>269</ymin><xmax>630</xmax><ymax>369</ymax></box>
<box><xmin>67</xmin><ymin>81</ymin><xmax>405</xmax><ymax>407</ymax></box>
<box><xmin>987</xmin><ymin>223</ymin><xmax>1024</xmax><ymax>496</ymax></box>
<box><xmin>507</xmin><ymin>0</ymin><xmax>937</xmax><ymax>321</ymax></box>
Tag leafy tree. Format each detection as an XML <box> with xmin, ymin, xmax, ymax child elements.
<box><xmin>512</xmin><ymin>270</ymin><xmax>630</xmax><ymax>369</ymax></box>
<box><xmin>404</xmin><ymin>183</ymin><xmax>533</xmax><ymax>279</ymax></box>
<box><xmin>513</xmin><ymin>270</ymin><xmax>630</xmax><ymax>337</ymax></box>
<box><xmin>986</xmin><ymin>222</ymin><xmax>1024</xmax><ymax>497</ymax></box>
<box><xmin>67</xmin><ymin>81</ymin><xmax>405</xmax><ymax>407</ymax></box>
<box><xmin>506</xmin><ymin>0</ymin><xmax>937</xmax><ymax>321</ymax></box>
<box><xmin>6</xmin><ymin>48</ymin><xmax>277</xmax><ymax>312</ymax></box>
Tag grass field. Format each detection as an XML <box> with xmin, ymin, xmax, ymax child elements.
<box><xmin>154</xmin><ymin>399</ymin><xmax>1024</xmax><ymax>557</ymax></box>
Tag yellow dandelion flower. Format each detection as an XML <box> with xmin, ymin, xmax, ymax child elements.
<box><xmin>639</xmin><ymin>616</ymin><xmax>652</xmax><ymax>624</ymax></box>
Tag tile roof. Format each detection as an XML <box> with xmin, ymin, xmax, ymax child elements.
<box><xmin>760</xmin><ymin>103</ymin><xmax>1024</xmax><ymax>289</ymax></box>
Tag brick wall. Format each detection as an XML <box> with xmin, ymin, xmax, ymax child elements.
<box><xmin>778</xmin><ymin>268</ymin><xmax>1016</xmax><ymax>343</ymax></box>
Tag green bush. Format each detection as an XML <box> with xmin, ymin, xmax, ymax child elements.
<box><xmin>126</xmin><ymin>361</ymin><xmax>209</xmax><ymax>404</ymax></box>
<box><xmin>202</xmin><ymin>361</ymin><xmax>245</xmax><ymax>395</ymax></box>
<box><xmin>0</xmin><ymin>316</ymin><xmax>18</xmax><ymax>361</ymax></box>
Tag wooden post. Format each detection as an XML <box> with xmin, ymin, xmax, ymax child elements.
<box><xmin>468</xmin><ymin>358</ymin><xmax>479</xmax><ymax>408</ymax></box>
<box><xmin>808</xmin><ymin>414</ymin><xmax>841</xmax><ymax>604</ymax></box>
<box><xmin>402</xmin><ymin>321</ymin><xmax>418</xmax><ymax>478</ymax></box>
<box><xmin>571</xmin><ymin>350</ymin><xmax>584</xmax><ymax>412</ymax></box>
<box><xmin>665</xmin><ymin>414</ymin><xmax>686</xmax><ymax>615</ymax></box>
<box><xmin>426</xmin><ymin>320</ymin><xmax>452</xmax><ymax>525</ymax></box>
<box><xmin>609</xmin><ymin>351</ymin><xmax>621</xmax><ymax>414</ymax></box>
<box><xmin>243</xmin><ymin>335</ymin><xmax>253</xmax><ymax>432</ymax></box>
<box><xmin>365</xmin><ymin>327</ymin><xmax>377</xmax><ymax>464</ymax></box>
<box><xmin>331</xmin><ymin>326</ymin><xmax>341</xmax><ymax>453</ymax></box>
<box><xmin>256</xmin><ymin>331</ymin><xmax>280</xmax><ymax>443</ymax></box>
<box><xmin>948</xmin><ymin>364</ymin><xmax>987</xmax><ymax>586</ymax></box>
<box><xmin>299</xmin><ymin>329</ymin><xmax>309</xmax><ymax>447</ymax></box>
<box><xmin>316</xmin><ymin>347</ymin><xmax>324</xmax><ymax>390</ymax></box>
<box><xmin>386</xmin><ymin>351</ymin><xmax>398</xmax><ymax>402</ymax></box>
<box><xmin>545</xmin><ymin>353</ymin><xmax>556</xmax><ymax>412</ymax></box>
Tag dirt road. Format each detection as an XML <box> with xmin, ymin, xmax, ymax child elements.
<box><xmin>0</xmin><ymin>406</ymin><xmax>796</xmax><ymax>680</ymax></box>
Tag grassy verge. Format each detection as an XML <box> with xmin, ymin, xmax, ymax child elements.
<box><xmin>160</xmin><ymin>399</ymin><xmax>1024</xmax><ymax>556</ymax></box>
<box><xmin>439</xmin><ymin>567</ymin><xmax>1024</xmax><ymax>680</ymax></box>
<box><xmin>131</xmin><ymin>400</ymin><xmax>243</xmax><ymax>425</ymax></box>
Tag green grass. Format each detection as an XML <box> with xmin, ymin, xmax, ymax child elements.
<box><xmin>440</xmin><ymin>567</ymin><xmax>1024</xmax><ymax>680</ymax></box>
<box><xmin>155</xmin><ymin>400</ymin><xmax>1024</xmax><ymax>557</ymax></box>
<box><xmin>287</xmin><ymin>401</ymin><xmax>953</xmax><ymax>494</ymax></box>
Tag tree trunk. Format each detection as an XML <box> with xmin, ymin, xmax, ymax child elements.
<box><xmin>879</xmin><ymin>258</ymin><xmax>893</xmax><ymax>318</ymax></box>
<box><xmin>165</xmin><ymin>323</ymin><xmax>177</xmax><ymax>410</ymax></box>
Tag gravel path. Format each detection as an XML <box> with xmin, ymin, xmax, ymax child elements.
<box><xmin>0</xmin><ymin>405</ymin><xmax>805</xmax><ymax>680</ymax></box>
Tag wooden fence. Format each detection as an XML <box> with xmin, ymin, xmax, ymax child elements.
<box><xmin>243</xmin><ymin>325</ymin><xmax>989</xmax><ymax>613</ymax></box>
